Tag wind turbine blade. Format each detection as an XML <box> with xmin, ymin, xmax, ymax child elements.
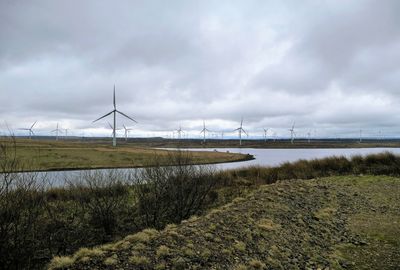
<box><xmin>31</xmin><ymin>121</ymin><xmax>37</xmax><ymax>129</ymax></box>
<box><xmin>117</xmin><ymin>110</ymin><xmax>137</xmax><ymax>123</ymax></box>
<box><xmin>19</xmin><ymin>128</ymin><xmax>30</xmax><ymax>130</ymax></box>
<box><xmin>113</xmin><ymin>85</ymin><xmax>116</xmax><ymax>109</ymax></box>
<box><xmin>108</xmin><ymin>122</ymin><xmax>113</xmax><ymax>129</ymax></box>
<box><xmin>242</xmin><ymin>129</ymin><xmax>248</xmax><ymax>136</ymax></box>
<box><xmin>233</xmin><ymin>128</ymin><xmax>240</xmax><ymax>131</ymax></box>
<box><xmin>123</xmin><ymin>124</ymin><xmax>126</xmax><ymax>130</ymax></box>
<box><xmin>93</xmin><ymin>111</ymin><xmax>114</xmax><ymax>123</ymax></box>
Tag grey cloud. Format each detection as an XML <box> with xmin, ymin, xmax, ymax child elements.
<box><xmin>1</xmin><ymin>0</ymin><xmax>399</xmax><ymax>138</ymax></box>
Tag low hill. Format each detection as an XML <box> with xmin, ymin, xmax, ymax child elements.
<box><xmin>49</xmin><ymin>175</ymin><xmax>400</xmax><ymax>270</ymax></box>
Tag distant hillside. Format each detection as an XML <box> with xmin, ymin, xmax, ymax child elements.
<box><xmin>48</xmin><ymin>175</ymin><xmax>400</xmax><ymax>270</ymax></box>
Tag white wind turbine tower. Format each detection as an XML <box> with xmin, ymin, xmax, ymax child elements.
<box><xmin>359</xmin><ymin>129</ymin><xmax>362</xmax><ymax>143</ymax></box>
<box><xmin>123</xmin><ymin>124</ymin><xmax>133</xmax><ymax>141</ymax></box>
<box><xmin>234</xmin><ymin>117</ymin><xmax>247</xmax><ymax>146</ymax></box>
<box><xmin>263</xmin><ymin>128</ymin><xmax>269</xmax><ymax>143</ymax></box>
<box><xmin>93</xmin><ymin>85</ymin><xmax>137</xmax><ymax>147</ymax></box>
<box><xmin>200</xmin><ymin>121</ymin><xmax>211</xmax><ymax>143</ymax></box>
<box><xmin>19</xmin><ymin>121</ymin><xmax>37</xmax><ymax>139</ymax></box>
<box><xmin>64</xmin><ymin>128</ymin><xmax>68</xmax><ymax>139</ymax></box>
<box><xmin>307</xmin><ymin>130</ymin><xmax>311</xmax><ymax>143</ymax></box>
<box><xmin>51</xmin><ymin>123</ymin><xmax>62</xmax><ymax>141</ymax></box>
<box><xmin>289</xmin><ymin>122</ymin><xmax>296</xmax><ymax>144</ymax></box>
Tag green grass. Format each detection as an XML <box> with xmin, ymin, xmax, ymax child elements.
<box><xmin>0</xmin><ymin>138</ymin><xmax>250</xmax><ymax>172</ymax></box>
<box><xmin>49</xmin><ymin>175</ymin><xmax>400</xmax><ymax>269</ymax></box>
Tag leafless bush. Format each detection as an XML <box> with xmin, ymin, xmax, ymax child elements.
<box><xmin>65</xmin><ymin>170</ymin><xmax>133</xmax><ymax>241</ymax></box>
<box><xmin>133</xmin><ymin>150</ymin><xmax>217</xmax><ymax>229</ymax></box>
<box><xmin>0</xmin><ymin>136</ymin><xmax>46</xmax><ymax>269</ymax></box>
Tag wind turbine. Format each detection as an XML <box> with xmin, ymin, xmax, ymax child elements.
<box><xmin>263</xmin><ymin>128</ymin><xmax>269</xmax><ymax>143</ymax></box>
<box><xmin>123</xmin><ymin>124</ymin><xmax>133</xmax><ymax>141</ymax></box>
<box><xmin>51</xmin><ymin>123</ymin><xmax>62</xmax><ymax>141</ymax></box>
<box><xmin>200</xmin><ymin>121</ymin><xmax>211</xmax><ymax>144</ymax></box>
<box><xmin>289</xmin><ymin>122</ymin><xmax>296</xmax><ymax>144</ymax></box>
<box><xmin>234</xmin><ymin>117</ymin><xmax>247</xmax><ymax>146</ymax></box>
<box><xmin>93</xmin><ymin>85</ymin><xmax>137</xmax><ymax>147</ymax></box>
<box><xmin>359</xmin><ymin>129</ymin><xmax>362</xmax><ymax>143</ymax></box>
<box><xmin>307</xmin><ymin>131</ymin><xmax>311</xmax><ymax>143</ymax></box>
<box><xmin>64</xmin><ymin>128</ymin><xmax>68</xmax><ymax>139</ymax></box>
<box><xmin>108</xmin><ymin>122</ymin><xmax>122</xmax><ymax>137</ymax></box>
<box><xmin>19</xmin><ymin>121</ymin><xmax>37</xmax><ymax>139</ymax></box>
<box><xmin>175</xmin><ymin>126</ymin><xmax>183</xmax><ymax>139</ymax></box>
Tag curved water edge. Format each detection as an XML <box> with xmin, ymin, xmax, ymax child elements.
<box><xmin>6</xmin><ymin>147</ymin><xmax>400</xmax><ymax>187</ymax></box>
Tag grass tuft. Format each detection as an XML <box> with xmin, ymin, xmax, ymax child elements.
<box><xmin>48</xmin><ymin>256</ymin><xmax>75</xmax><ymax>270</ymax></box>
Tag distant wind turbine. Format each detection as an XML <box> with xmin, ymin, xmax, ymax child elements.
<box><xmin>307</xmin><ymin>131</ymin><xmax>311</xmax><ymax>143</ymax></box>
<box><xmin>108</xmin><ymin>122</ymin><xmax>122</xmax><ymax>137</ymax></box>
<box><xmin>200</xmin><ymin>121</ymin><xmax>211</xmax><ymax>143</ymax></box>
<box><xmin>175</xmin><ymin>126</ymin><xmax>183</xmax><ymax>139</ymax></box>
<box><xmin>263</xmin><ymin>128</ymin><xmax>269</xmax><ymax>143</ymax></box>
<box><xmin>123</xmin><ymin>124</ymin><xmax>133</xmax><ymax>141</ymax></box>
<box><xmin>359</xmin><ymin>129</ymin><xmax>362</xmax><ymax>143</ymax></box>
<box><xmin>289</xmin><ymin>122</ymin><xmax>296</xmax><ymax>144</ymax></box>
<box><xmin>234</xmin><ymin>117</ymin><xmax>247</xmax><ymax>146</ymax></box>
<box><xmin>51</xmin><ymin>123</ymin><xmax>62</xmax><ymax>141</ymax></box>
<box><xmin>19</xmin><ymin>121</ymin><xmax>37</xmax><ymax>139</ymax></box>
<box><xmin>64</xmin><ymin>128</ymin><xmax>68</xmax><ymax>139</ymax></box>
<box><xmin>93</xmin><ymin>85</ymin><xmax>137</xmax><ymax>147</ymax></box>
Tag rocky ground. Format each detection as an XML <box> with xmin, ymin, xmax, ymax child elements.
<box><xmin>48</xmin><ymin>175</ymin><xmax>400</xmax><ymax>270</ymax></box>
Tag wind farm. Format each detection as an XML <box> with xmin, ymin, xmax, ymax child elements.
<box><xmin>1</xmin><ymin>1</ymin><xmax>400</xmax><ymax>269</ymax></box>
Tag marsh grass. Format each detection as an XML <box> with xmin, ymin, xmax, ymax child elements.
<box><xmin>221</xmin><ymin>152</ymin><xmax>400</xmax><ymax>186</ymax></box>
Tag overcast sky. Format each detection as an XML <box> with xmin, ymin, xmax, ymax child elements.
<box><xmin>1</xmin><ymin>0</ymin><xmax>399</xmax><ymax>138</ymax></box>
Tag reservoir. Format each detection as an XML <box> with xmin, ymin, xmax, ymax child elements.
<box><xmin>12</xmin><ymin>147</ymin><xmax>400</xmax><ymax>187</ymax></box>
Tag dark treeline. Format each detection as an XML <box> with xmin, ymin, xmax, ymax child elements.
<box><xmin>1</xmin><ymin>137</ymin><xmax>400</xmax><ymax>269</ymax></box>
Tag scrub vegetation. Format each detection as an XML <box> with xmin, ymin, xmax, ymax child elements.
<box><xmin>0</xmin><ymin>137</ymin><xmax>399</xmax><ymax>269</ymax></box>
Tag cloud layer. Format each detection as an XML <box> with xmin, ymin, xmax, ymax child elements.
<box><xmin>1</xmin><ymin>0</ymin><xmax>399</xmax><ymax>138</ymax></box>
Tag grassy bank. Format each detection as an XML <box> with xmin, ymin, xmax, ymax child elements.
<box><xmin>48</xmin><ymin>175</ymin><xmax>400</xmax><ymax>270</ymax></box>
<box><xmin>0</xmin><ymin>138</ymin><xmax>250</xmax><ymax>172</ymax></box>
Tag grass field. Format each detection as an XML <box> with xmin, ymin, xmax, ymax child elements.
<box><xmin>0</xmin><ymin>138</ymin><xmax>251</xmax><ymax>172</ymax></box>
<box><xmin>65</xmin><ymin>137</ymin><xmax>400</xmax><ymax>149</ymax></box>
<box><xmin>49</xmin><ymin>175</ymin><xmax>400</xmax><ymax>270</ymax></box>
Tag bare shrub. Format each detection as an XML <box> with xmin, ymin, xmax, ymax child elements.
<box><xmin>133</xmin><ymin>150</ymin><xmax>217</xmax><ymax>229</ymax></box>
<box><xmin>0</xmin><ymin>136</ymin><xmax>46</xmax><ymax>269</ymax></box>
<box><xmin>65</xmin><ymin>170</ymin><xmax>133</xmax><ymax>242</ymax></box>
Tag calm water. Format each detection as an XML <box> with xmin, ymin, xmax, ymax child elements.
<box><xmin>188</xmin><ymin>147</ymin><xmax>400</xmax><ymax>170</ymax></box>
<box><xmin>12</xmin><ymin>147</ymin><xmax>400</xmax><ymax>186</ymax></box>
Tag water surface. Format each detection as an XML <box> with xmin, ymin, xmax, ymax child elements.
<box><xmin>12</xmin><ymin>147</ymin><xmax>400</xmax><ymax>186</ymax></box>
